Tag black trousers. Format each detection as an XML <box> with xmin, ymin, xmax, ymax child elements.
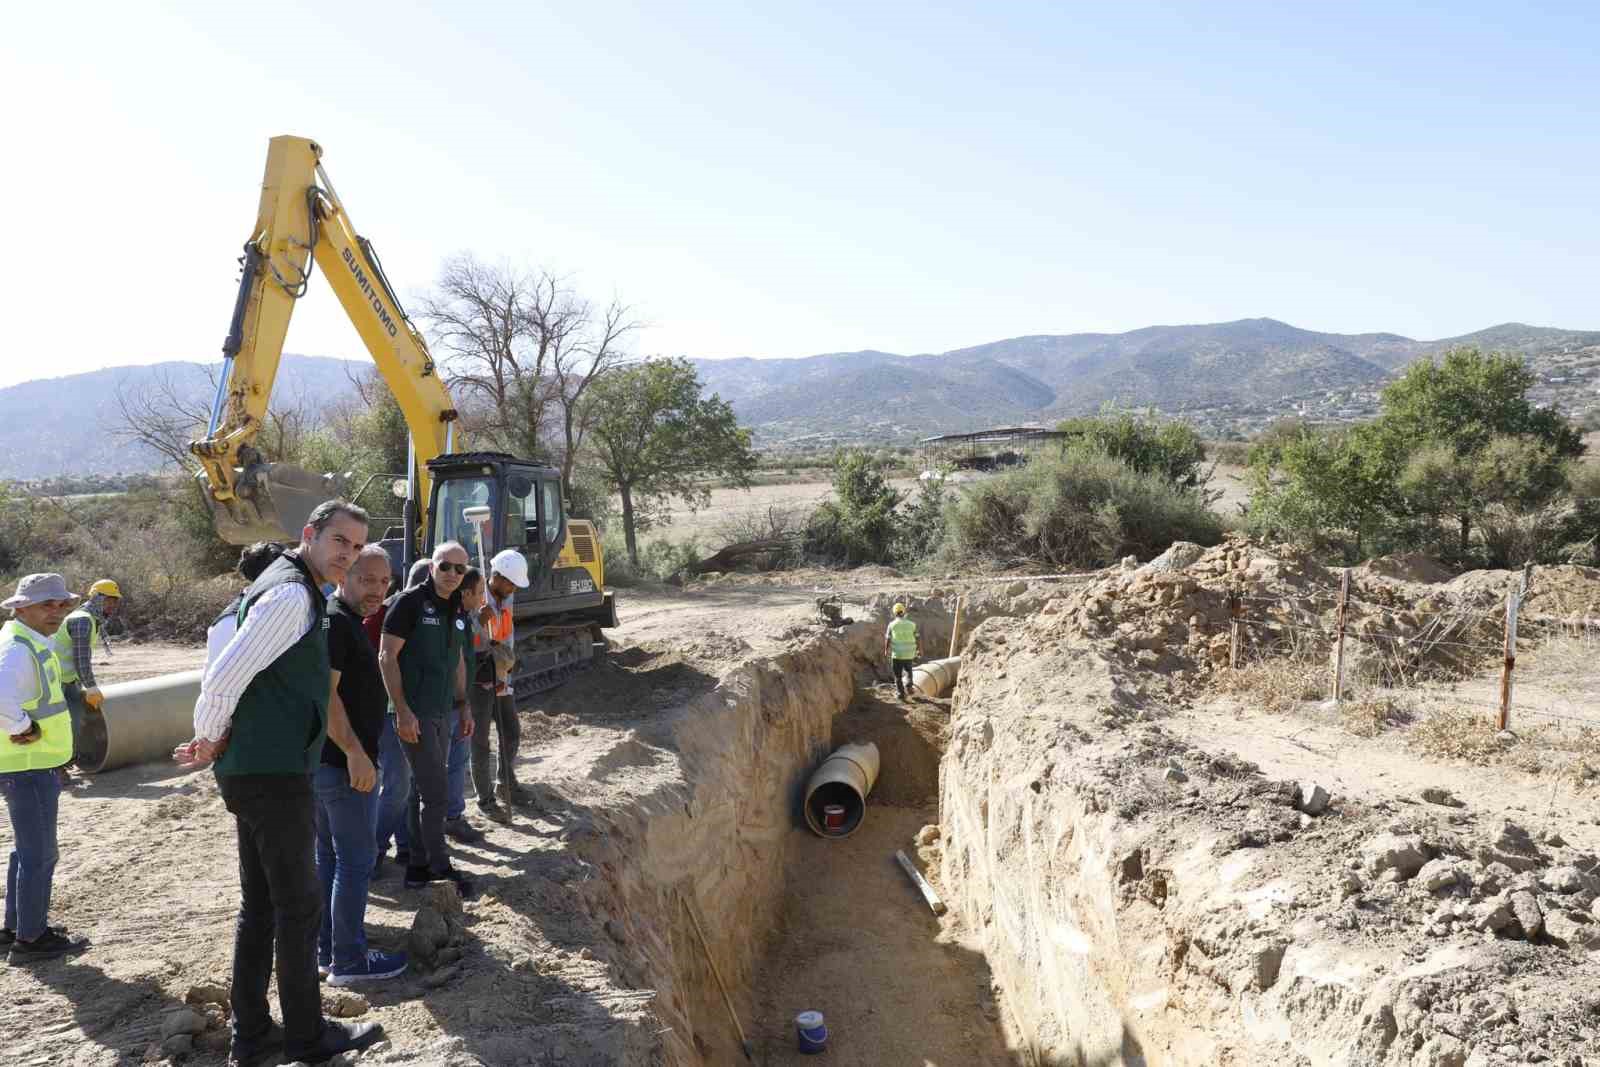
<box><xmin>402</xmin><ymin>714</ymin><xmax>453</xmax><ymax>875</ymax></box>
<box><xmin>218</xmin><ymin>773</ymin><xmax>324</xmax><ymax>1052</ymax></box>
<box><xmin>892</xmin><ymin>658</ymin><xmax>915</xmax><ymax>696</ymax></box>
<box><xmin>469</xmin><ymin>685</ymin><xmax>521</xmax><ymax>802</ymax></box>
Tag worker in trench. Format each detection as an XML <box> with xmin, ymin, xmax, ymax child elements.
<box><xmin>175</xmin><ymin>500</ymin><xmax>384</xmax><ymax>1066</ymax></box>
<box><xmin>379</xmin><ymin>541</ymin><xmax>476</xmax><ymax>899</ymax></box>
<box><xmin>0</xmin><ymin>573</ymin><xmax>91</xmax><ymax>962</ymax></box>
<box><xmin>52</xmin><ymin>577</ymin><xmax>120</xmax><ymax>772</ymax></box>
<box><xmin>885</xmin><ymin>602</ymin><xmax>922</xmax><ymax>701</ymax></box>
<box><xmin>314</xmin><ymin>544</ymin><xmax>409</xmax><ymax>986</ymax></box>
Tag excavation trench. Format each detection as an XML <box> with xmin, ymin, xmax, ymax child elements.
<box><xmin>548</xmin><ymin>592</ymin><xmax>1036</xmax><ymax>1065</ymax></box>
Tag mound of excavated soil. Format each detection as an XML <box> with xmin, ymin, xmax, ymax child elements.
<box><xmin>1031</xmin><ymin>537</ymin><xmax>1600</xmax><ymax>690</ymax></box>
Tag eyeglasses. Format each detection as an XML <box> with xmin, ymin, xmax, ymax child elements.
<box><xmin>435</xmin><ymin>562</ymin><xmax>468</xmax><ymax>575</ymax></box>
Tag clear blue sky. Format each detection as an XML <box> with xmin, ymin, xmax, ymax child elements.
<box><xmin>2</xmin><ymin>1</ymin><xmax>1595</xmax><ymax>387</ymax></box>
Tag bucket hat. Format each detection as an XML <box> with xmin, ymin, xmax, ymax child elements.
<box><xmin>2</xmin><ymin>573</ymin><xmax>81</xmax><ymax>611</ymax></box>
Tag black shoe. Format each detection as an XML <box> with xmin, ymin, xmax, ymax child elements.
<box><xmin>227</xmin><ymin>1022</ymin><xmax>284</xmax><ymax>1067</ymax></box>
<box><xmin>283</xmin><ymin>1018</ymin><xmax>383</xmax><ymax>1064</ymax></box>
<box><xmin>444</xmin><ymin>816</ymin><xmax>484</xmax><ymax>843</ymax></box>
<box><xmin>478</xmin><ymin>800</ymin><xmax>511</xmax><ymax>823</ymax></box>
<box><xmin>7</xmin><ymin>929</ymin><xmax>88</xmax><ymax>963</ymax></box>
<box><xmin>403</xmin><ymin>864</ymin><xmax>434</xmax><ymax>889</ymax></box>
<box><xmin>0</xmin><ymin>925</ymin><xmax>65</xmax><ymax>947</ymax></box>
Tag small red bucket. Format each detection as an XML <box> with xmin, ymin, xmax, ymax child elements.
<box><xmin>823</xmin><ymin>804</ymin><xmax>846</xmax><ymax>830</ymax></box>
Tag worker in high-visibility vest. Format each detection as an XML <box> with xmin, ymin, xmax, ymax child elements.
<box><xmin>1</xmin><ymin>573</ymin><xmax>90</xmax><ymax>963</ymax></box>
<box><xmin>53</xmin><ymin>578</ymin><xmax>121</xmax><ymax>768</ymax></box>
<box><xmin>884</xmin><ymin>602</ymin><xmax>922</xmax><ymax>701</ymax></box>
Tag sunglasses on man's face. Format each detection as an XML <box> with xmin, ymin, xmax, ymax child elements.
<box><xmin>435</xmin><ymin>561</ymin><xmax>468</xmax><ymax>575</ymax></box>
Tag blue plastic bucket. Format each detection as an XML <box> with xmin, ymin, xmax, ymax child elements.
<box><xmin>796</xmin><ymin>1010</ymin><xmax>828</xmax><ymax>1054</ymax></box>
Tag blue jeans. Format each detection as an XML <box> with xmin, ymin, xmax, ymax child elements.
<box><xmin>1</xmin><ymin>769</ymin><xmax>61</xmax><ymax>940</ymax></box>
<box><xmin>446</xmin><ymin>729</ymin><xmax>470</xmax><ymax>820</ymax></box>
<box><xmin>375</xmin><ymin>714</ymin><xmax>410</xmax><ymax>854</ymax></box>
<box><xmin>313</xmin><ymin>764</ymin><xmax>379</xmax><ymax>970</ymax></box>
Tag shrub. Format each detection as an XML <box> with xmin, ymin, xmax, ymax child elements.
<box><xmin>943</xmin><ymin>450</ymin><xmax>1223</xmax><ymax>570</ymax></box>
<box><xmin>803</xmin><ymin>451</ymin><xmax>903</xmax><ymax>566</ymax></box>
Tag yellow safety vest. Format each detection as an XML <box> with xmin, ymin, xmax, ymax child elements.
<box><xmin>888</xmin><ymin>617</ymin><xmax>918</xmax><ymax>659</ymax></box>
<box><xmin>0</xmin><ymin>621</ymin><xmax>74</xmax><ymax>772</ymax></box>
<box><xmin>51</xmin><ymin>608</ymin><xmax>97</xmax><ymax>686</ymax></box>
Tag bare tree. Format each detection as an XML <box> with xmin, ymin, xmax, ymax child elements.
<box><xmin>550</xmin><ymin>295</ymin><xmax>639</xmax><ymax>486</ymax></box>
<box><xmin>112</xmin><ymin>367</ymin><xmax>215</xmax><ymax>473</ymax></box>
<box><xmin>417</xmin><ymin>252</ymin><xmax>637</xmax><ymax>483</ymax></box>
<box><xmin>416</xmin><ymin>254</ymin><xmax>576</xmax><ymax>462</ymax></box>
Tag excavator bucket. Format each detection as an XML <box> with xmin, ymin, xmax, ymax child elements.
<box><xmin>198</xmin><ymin>462</ymin><xmax>344</xmax><ymax>546</ymax></box>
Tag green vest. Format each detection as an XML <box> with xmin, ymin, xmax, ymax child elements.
<box><xmin>0</xmin><ymin>621</ymin><xmax>73</xmax><ymax>773</ymax></box>
<box><xmin>397</xmin><ymin>586</ymin><xmax>468</xmax><ymax>718</ymax></box>
<box><xmin>51</xmin><ymin>608</ymin><xmax>97</xmax><ymax>686</ymax></box>
<box><xmin>213</xmin><ymin>554</ymin><xmax>331</xmax><ymax>777</ymax></box>
<box><xmin>888</xmin><ymin>617</ymin><xmax>918</xmax><ymax>659</ymax></box>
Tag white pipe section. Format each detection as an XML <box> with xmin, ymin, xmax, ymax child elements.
<box><xmin>802</xmin><ymin>741</ymin><xmax>880</xmax><ymax>839</ymax></box>
<box><xmin>79</xmin><ymin>670</ymin><xmax>203</xmax><ymax>774</ymax></box>
<box><xmin>911</xmin><ymin>656</ymin><xmax>961</xmax><ymax>698</ymax></box>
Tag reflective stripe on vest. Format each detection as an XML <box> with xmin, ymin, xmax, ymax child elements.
<box><xmin>51</xmin><ymin>609</ymin><xmax>97</xmax><ymax>686</ymax></box>
<box><xmin>888</xmin><ymin>617</ymin><xmax>918</xmax><ymax>659</ymax></box>
<box><xmin>0</xmin><ymin>621</ymin><xmax>73</xmax><ymax>772</ymax></box>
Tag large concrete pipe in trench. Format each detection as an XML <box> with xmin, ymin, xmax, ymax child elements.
<box><xmin>803</xmin><ymin>741</ymin><xmax>880</xmax><ymax>838</ymax></box>
<box><xmin>78</xmin><ymin>670</ymin><xmax>203</xmax><ymax>774</ymax></box>
<box><xmin>911</xmin><ymin>656</ymin><xmax>960</xmax><ymax>698</ymax></box>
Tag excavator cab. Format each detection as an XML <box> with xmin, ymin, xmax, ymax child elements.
<box><xmin>422</xmin><ymin>452</ymin><xmax>615</xmax><ymax>692</ymax></box>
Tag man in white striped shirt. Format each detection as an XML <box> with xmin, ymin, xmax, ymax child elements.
<box><xmin>174</xmin><ymin>501</ymin><xmax>383</xmax><ymax>1067</ymax></box>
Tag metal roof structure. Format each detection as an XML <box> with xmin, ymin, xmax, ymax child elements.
<box><xmin>917</xmin><ymin>425</ymin><xmax>1071</xmax><ymax>446</ymax></box>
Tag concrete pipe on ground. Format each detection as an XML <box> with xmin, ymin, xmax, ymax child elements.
<box><xmin>911</xmin><ymin>656</ymin><xmax>960</xmax><ymax>699</ymax></box>
<box><xmin>802</xmin><ymin>741</ymin><xmax>880</xmax><ymax>839</ymax></box>
<box><xmin>79</xmin><ymin>670</ymin><xmax>203</xmax><ymax>774</ymax></box>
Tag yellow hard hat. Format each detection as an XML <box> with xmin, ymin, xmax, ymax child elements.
<box><xmin>893</xmin><ymin>602</ymin><xmax>906</xmax><ymax>615</ymax></box>
<box><xmin>89</xmin><ymin>579</ymin><xmax>122</xmax><ymax>599</ymax></box>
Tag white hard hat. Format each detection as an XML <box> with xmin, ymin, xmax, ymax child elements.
<box><xmin>490</xmin><ymin>549</ymin><xmax>530</xmax><ymax>588</ymax></box>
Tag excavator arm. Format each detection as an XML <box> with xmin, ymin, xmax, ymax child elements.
<box><xmin>190</xmin><ymin>135</ymin><xmax>458</xmax><ymax>544</ymax></box>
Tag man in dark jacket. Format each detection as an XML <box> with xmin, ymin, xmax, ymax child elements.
<box><xmin>175</xmin><ymin>502</ymin><xmax>383</xmax><ymax>1067</ymax></box>
<box><xmin>379</xmin><ymin>542</ymin><xmax>474</xmax><ymax>899</ymax></box>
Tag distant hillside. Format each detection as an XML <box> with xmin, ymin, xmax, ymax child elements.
<box><xmin>7</xmin><ymin>321</ymin><xmax>1599</xmax><ymax>478</ymax></box>
<box><xmin>0</xmin><ymin>355</ymin><xmax>361</xmax><ymax>479</ymax></box>
<box><xmin>693</xmin><ymin>319</ymin><xmax>1600</xmax><ymax>444</ymax></box>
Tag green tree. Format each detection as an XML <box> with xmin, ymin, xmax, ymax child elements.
<box><xmin>803</xmin><ymin>450</ymin><xmax>904</xmax><ymax>565</ymax></box>
<box><xmin>1378</xmin><ymin>347</ymin><xmax>1583</xmax><ymax>555</ymax></box>
<box><xmin>1246</xmin><ymin>423</ymin><xmax>1399</xmax><ymax>557</ymax></box>
<box><xmin>1058</xmin><ymin>410</ymin><xmax>1209</xmax><ymax>490</ymax></box>
<box><xmin>583</xmin><ymin>358</ymin><xmax>757</xmax><ymax>565</ymax></box>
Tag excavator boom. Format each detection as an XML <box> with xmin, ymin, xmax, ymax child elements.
<box><xmin>190</xmin><ymin>135</ymin><xmax>457</xmax><ymax>544</ymax></box>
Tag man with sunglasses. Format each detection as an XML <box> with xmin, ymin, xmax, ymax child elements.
<box><xmin>378</xmin><ymin>542</ymin><xmax>475</xmax><ymax>899</ymax></box>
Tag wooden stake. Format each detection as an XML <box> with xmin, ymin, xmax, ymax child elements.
<box><xmin>895</xmin><ymin>849</ymin><xmax>947</xmax><ymax>915</ymax></box>
<box><xmin>1332</xmin><ymin>569</ymin><xmax>1350</xmax><ymax>703</ymax></box>
<box><xmin>1228</xmin><ymin>585</ymin><xmax>1242</xmax><ymax>670</ymax></box>
<box><xmin>1497</xmin><ymin>565</ymin><xmax>1533</xmax><ymax>732</ymax></box>
<box><xmin>949</xmin><ymin>594</ymin><xmax>965</xmax><ymax>658</ymax></box>
<box><xmin>680</xmin><ymin>893</ymin><xmax>756</xmax><ymax>1062</ymax></box>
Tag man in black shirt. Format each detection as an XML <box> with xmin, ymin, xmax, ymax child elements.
<box><xmin>316</xmin><ymin>546</ymin><xmax>408</xmax><ymax>985</ymax></box>
<box><xmin>379</xmin><ymin>543</ymin><xmax>474</xmax><ymax>898</ymax></box>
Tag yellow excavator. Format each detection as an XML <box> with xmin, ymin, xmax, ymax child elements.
<box><xmin>189</xmin><ymin>135</ymin><xmax>616</xmax><ymax>692</ymax></box>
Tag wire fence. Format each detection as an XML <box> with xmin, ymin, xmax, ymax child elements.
<box><xmin>1222</xmin><ymin>566</ymin><xmax>1600</xmax><ymax>736</ymax></box>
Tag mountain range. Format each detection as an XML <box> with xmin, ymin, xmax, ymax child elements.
<box><xmin>688</xmin><ymin>319</ymin><xmax>1600</xmax><ymax>445</ymax></box>
<box><xmin>4</xmin><ymin>320</ymin><xmax>1599</xmax><ymax>478</ymax></box>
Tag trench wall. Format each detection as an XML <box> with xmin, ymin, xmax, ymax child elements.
<box><xmin>569</xmin><ymin>622</ymin><xmax>881</xmax><ymax>1065</ymax></box>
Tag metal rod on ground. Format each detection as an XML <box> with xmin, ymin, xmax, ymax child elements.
<box><xmin>949</xmin><ymin>593</ymin><xmax>964</xmax><ymax>658</ymax></box>
<box><xmin>679</xmin><ymin>893</ymin><xmax>755</xmax><ymax>1062</ymax></box>
<box><xmin>1332</xmin><ymin>569</ymin><xmax>1350</xmax><ymax>703</ymax></box>
<box><xmin>895</xmin><ymin>849</ymin><xmax>947</xmax><ymax>915</ymax></box>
